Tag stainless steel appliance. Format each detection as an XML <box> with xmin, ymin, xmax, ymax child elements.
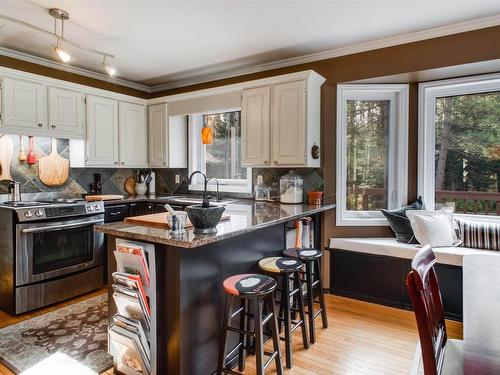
<box><xmin>0</xmin><ymin>198</ymin><xmax>105</xmax><ymax>314</ymax></box>
<box><xmin>8</xmin><ymin>181</ymin><xmax>21</xmax><ymax>203</ymax></box>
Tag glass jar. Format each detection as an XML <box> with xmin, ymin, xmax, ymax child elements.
<box><xmin>266</xmin><ymin>182</ymin><xmax>280</xmax><ymax>203</ymax></box>
<box><xmin>253</xmin><ymin>175</ymin><xmax>268</xmax><ymax>201</ymax></box>
<box><xmin>280</xmin><ymin>170</ymin><xmax>304</xmax><ymax>204</ymax></box>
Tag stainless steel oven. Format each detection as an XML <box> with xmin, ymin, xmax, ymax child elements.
<box><xmin>15</xmin><ymin>214</ymin><xmax>104</xmax><ymax>286</ymax></box>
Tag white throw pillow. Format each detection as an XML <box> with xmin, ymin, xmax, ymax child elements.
<box><xmin>406</xmin><ymin>209</ymin><xmax>461</xmax><ymax>247</ymax></box>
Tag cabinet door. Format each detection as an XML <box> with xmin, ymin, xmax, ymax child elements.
<box><xmin>271</xmin><ymin>80</ymin><xmax>306</xmax><ymax>166</ymax></box>
<box><xmin>2</xmin><ymin>76</ymin><xmax>47</xmax><ymax>131</ymax></box>
<box><xmin>48</xmin><ymin>86</ymin><xmax>84</xmax><ymax>136</ymax></box>
<box><xmin>148</xmin><ymin>104</ymin><xmax>168</xmax><ymax>167</ymax></box>
<box><xmin>86</xmin><ymin>95</ymin><xmax>119</xmax><ymax>166</ymax></box>
<box><xmin>119</xmin><ymin>102</ymin><xmax>147</xmax><ymax>167</ymax></box>
<box><xmin>241</xmin><ymin>86</ymin><xmax>271</xmax><ymax>166</ymax></box>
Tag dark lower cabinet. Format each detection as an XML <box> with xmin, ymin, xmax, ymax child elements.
<box><xmin>329</xmin><ymin>249</ymin><xmax>463</xmax><ymax>321</ymax></box>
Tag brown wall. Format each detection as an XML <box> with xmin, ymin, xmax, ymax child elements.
<box><xmin>152</xmin><ymin>25</ymin><xmax>500</xmax><ymax>242</ymax></box>
<box><xmin>2</xmin><ymin>26</ymin><xmax>500</xmax><ymax>243</ymax></box>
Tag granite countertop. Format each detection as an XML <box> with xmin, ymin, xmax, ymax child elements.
<box><xmin>96</xmin><ymin>199</ymin><xmax>335</xmax><ymax>248</ymax></box>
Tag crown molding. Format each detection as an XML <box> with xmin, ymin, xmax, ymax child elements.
<box><xmin>150</xmin><ymin>14</ymin><xmax>500</xmax><ymax>92</ymax></box>
<box><xmin>0</xmin><ymin>47</ymin><xmax>151</xmax><ymax>92</ymax></box>
<box><xmin>1</xmin><ymin>13</ymin><xmax>500</xmax><ymax>94</ymax></box>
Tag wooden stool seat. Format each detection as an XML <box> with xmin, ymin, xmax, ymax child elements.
<box><xmin>283</xmin><ymin>248</ymin><xmax>322</xmax><ymax>260</ymax></box>
<box><xmin>223</xmin><ymin>273</ymin><xmax>277</xmax><ymax>296</ymax></box>
<box><xmin>258</xmin><ymin>257</ymin><xmax>303</xmax><ymax>273</ymax></box>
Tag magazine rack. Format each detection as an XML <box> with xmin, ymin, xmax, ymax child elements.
<box><xmin>109</xmin><ymin>239</ymin><xmax>157</xmax><ymax>375</ymax></box>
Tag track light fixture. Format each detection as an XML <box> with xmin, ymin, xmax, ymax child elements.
<box><xmin>0</xmin><ymin>10</ymin><xmax>117</xmax><ymax>77</ymax></box>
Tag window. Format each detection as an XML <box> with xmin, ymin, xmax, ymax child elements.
<box><xmin>419</xmin><ymin>74</ymin><xmax>500</xmax><ymax>218</ymax></box>
<box><xmin>188</xmin><ymin>109</ymin><xmax>252</xmax><ymax>193</ymax></box>
<box><xmin>336</xmin><ymin>84</ymin><xmax>409</xmax><ymax>226</ymax></box>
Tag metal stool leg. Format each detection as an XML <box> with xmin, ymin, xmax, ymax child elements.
<box><xmin>217</xmin><ymin>295</ymin><xmax>232</xmax><ymax>374</ymax></box>
<box><xmin>294</xmin><ymin>270</ymin><xmax>310</xmax><ymax>349</ymax></box>
<box><xmin>316</xmin><ymin>259</ymin><xmax>329</xmax><ymax>329</ymax></box>
<box><xmin>305</xmin><ymin>260</ymin><xmax>316</xmax><ymax>343</ymax></box>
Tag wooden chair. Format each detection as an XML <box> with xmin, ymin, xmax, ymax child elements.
<box><xmin>406</xmin><ymin>245</ymin><xmax>463</xmax><ymax>375</ymax></box>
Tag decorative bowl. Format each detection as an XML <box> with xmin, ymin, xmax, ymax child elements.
<box><xmin>186</xmin><ymin>204</ymin><xmax>225</xmax><ymax>234</ymax></box>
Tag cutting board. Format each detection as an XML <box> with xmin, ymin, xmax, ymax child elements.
<box><xmin>0</xmin><ymin>135</ymin><xmax>13</xmax><ymax>181</ymax></box>
<box><xmin>124</xmin><ymin>176</ymin><xmax>136</xmax><ymax>195</ymax></box>
<box><xmin>85</xmin><ymin>195</ymin><xmax>125</xmax><ymax>201</ymax></box>
<box><xmin>125</xmin><ymin>212</ymin><xmax>231</xmax><ymax>229</ymax></box>
<box><xmin>39</xmin><ymin>138</ymin><xmax>69</xmax><ymax>186</ymax></box>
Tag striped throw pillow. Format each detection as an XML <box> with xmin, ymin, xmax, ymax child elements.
<box><xmin>457</xmin><ymin>219</ymin><xmax>500</xmax><ymax>250</ymax></box>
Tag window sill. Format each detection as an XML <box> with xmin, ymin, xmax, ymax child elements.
<box><xmin>336</xmin><ymin>217</ymin><xmax>390</xmax><ymax>227</ymax></box>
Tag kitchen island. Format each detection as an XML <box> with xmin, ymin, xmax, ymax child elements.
<box><xmin>97</xmin><ymin>200</ymin><xmax>335</xmax><ymax>375</ymax></box>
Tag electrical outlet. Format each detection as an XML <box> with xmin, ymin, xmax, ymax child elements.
<box><xmin>175</xmin><ymin>174</ymin><xmax>180</xmax><ymax>184</ymax></box>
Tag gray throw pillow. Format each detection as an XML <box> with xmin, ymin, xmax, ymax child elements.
<box><xmin>381</xmin><ymin>197</ymin><xmax>424</xmax><ymax>244</ymax></box>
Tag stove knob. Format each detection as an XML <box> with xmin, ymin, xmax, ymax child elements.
<box><xmin>87</xmin><ymin>205</ymin><xmax>94</xmax><ymax>212</ymax></box>
<box><xmin>35</xmin><ymin>209</ymin><xmax>44</xmax><ymax>217</ymax></box>
<box><xmin>24</xmin><ymin>210</ymin><xmax>33</xmax><ymax>218</ymax></box>
<box><xmin>94</xmin><ymin>204</ymin><xmax>100</xmax><ymax>211</ymax></box>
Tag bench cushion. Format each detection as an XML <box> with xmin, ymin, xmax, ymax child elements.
<box><xmin>329</xmin><ymin>237</ymin><xmax>500</xmax><ymax>267</ymax></box>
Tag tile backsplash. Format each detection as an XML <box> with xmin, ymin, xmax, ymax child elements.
<box><xmin>0</xmin><ymin>134</ymin><xmax>324</xmax><ymax>198</ymax></box>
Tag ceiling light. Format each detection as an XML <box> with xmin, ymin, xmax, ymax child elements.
<box><xmin>102</xmin><ymin>55</ymin><xmax>117</xmax><ymax>76</ymax></box>
<box><xmin>54</xmin><ymin>44</ymin><xmax>71</xmax><ymax>62</ymax></box>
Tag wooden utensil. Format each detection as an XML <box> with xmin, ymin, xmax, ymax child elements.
<box><xmin>27</xmin><ymin>136</ymin><xmax>37</xmax><ymax>165</ymax></box>
<box><xmin>0</xmin><ymin>135</ymin><xmax>14</xmax><ymax>181</ymax></box>
<box><xmin>85</xmin><ymin>195</ymin><xmax>125</xmax><ymax>202</ymax></box>
<box><xmin>124</xmin><ymin>176</ymin><xmax>136</xmax><ymax>195</ymax></box>
<box><xmin>18</xmin><ymin>135</ymin><xmax>27</xmax><ymax>162</ymax></box>
<box><xmin>125</xmin><ymin>212</ymin><xmax>231</xmax><ymax>229</ymax></box>
<box><xmin>38</xmin><ymin>138</ymin><xmax>70</xmax><ymax>186</ymax></box>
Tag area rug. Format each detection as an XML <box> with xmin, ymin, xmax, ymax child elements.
<box><xmin>0</xmin><ymin>294</ymin><xmax>112</xmax><ymax>374</ymax></box>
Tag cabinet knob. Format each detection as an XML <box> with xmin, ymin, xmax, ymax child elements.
<box><xmin>114</xmin><ymin>161</ymin><xmax>118</xmax><ymax>165</ymax></box>
<box><xmin>163</xmin><ymin>162</ymin><xmax>166</xmax><ymax>166</ymax></box>
<box><xmin>264</xmin><ymin>160</ymin><xmax>269</xmax><ymax>165</ymax></box>
<box><xmin>38</xmin><ymin>123</ymin><xmax>43</xmax><ymax>128</ymax></box>
<box><xmin>51</xmin><ymin>125</ymin><xmax>56</xmax><ymax>129</ymax></box>
<box><xmin>274</xmin><ymin>160</ymin><xmax>278</xmax><ymax>165</ymax></box>
<box><xmin>121</xmin><ymin>162</ymin><xmax>125</xmax><ymax>165</ymax></box>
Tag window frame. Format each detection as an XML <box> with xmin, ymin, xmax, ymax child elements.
<box><xmin>336</xmin><ymin>84</ymin><xmax>409</xmax><ymax>226</ymax></box>
<box><xmin>418</xmin><ymin>73</ymin><xmax>500</xmax><ymax>220</ymax></box>
<box><xmin>188</xmin><ymin>108</ymin><xmax>252</xmax><ymax>194</ymax></box>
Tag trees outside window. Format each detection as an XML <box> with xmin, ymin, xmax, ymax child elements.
<box><xmin>420</xmin><ymin>75</ymin><xmax>500</xmax><ymax>217</ymax></box>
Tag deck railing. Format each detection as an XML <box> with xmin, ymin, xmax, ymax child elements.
<box><xmin>347</xmin><ymin>186</ymin><xmax>500</xmax><ymax>216</ymax></box>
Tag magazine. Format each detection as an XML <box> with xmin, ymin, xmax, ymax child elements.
<box><xmin>114</xmin><ymin>242</ymin><xmax>150</xmax><ymax>287</ymax></box>
<box><xmin>112</xmin><ymin>272</ymin><xmax>150</xmax><ymax>315</ymax></box>
<box><xmin>109</xmin><ymin>323</ymin><xmax>151</xmax><ymax>375</ymax></box>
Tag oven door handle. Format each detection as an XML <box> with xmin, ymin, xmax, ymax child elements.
<box><xmin>21</xmin><ymin>219</ymin><xmax>104</xmax><ymax>234</ymax></box>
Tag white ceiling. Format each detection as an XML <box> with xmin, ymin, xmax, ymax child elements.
<box><xmin>1</xmin><ymin>0</ymin><xmax>500</xmax><ymax>89</ymax></box>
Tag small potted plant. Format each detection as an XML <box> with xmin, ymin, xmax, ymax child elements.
<box><xmin>307</xmin><ymin>182</ymin><xmax>324</xmax><ymax>205</ymax></box>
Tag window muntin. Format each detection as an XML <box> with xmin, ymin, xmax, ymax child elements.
<box><xmin>337</xmin><ymin>84</ymin><xmax>409</xmax><ymax>226</ymax></box>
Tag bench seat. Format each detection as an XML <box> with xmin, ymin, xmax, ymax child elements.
<box><xmin>329</xmin><ymin>237</ymin><xmax>500</xmax><ymax>267</ymax></box>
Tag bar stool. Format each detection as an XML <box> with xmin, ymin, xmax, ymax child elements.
<box><xmin>258</xmin><ymin>257</ymin><xmax>309</xmax><ymax>369</ymax></box>
<box><xmin>218</xmin><ymin>273</ymin><xmax>283</xmax><ymax>375</ymax></box>
<box><xmin>282</xmin><ymin>248</ymin><xmax>328</xmax><ymax>344</ymax></box>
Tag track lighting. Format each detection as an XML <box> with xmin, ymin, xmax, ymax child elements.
<box><xmin>50</xmin><ymin>9</ymin><xmax>71</xmax><ymax>63</ymax></box>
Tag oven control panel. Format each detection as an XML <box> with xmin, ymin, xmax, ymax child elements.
<box><xmin>16</xmin><ymin>202</ymin><xmax>105</xmax><ymax>222</ymax></box>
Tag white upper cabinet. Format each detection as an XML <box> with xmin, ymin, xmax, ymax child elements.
<box><xmin>48</xmin><ymin>86</ymin><xmax>84</xmax><ymax>137</ymax></box>
<box><xmin>86</xmin><ymin>95</ymin><xmax>119</xmax><ymax>167</ymax></box>
<box><xmin>1</xmin><ymin>76</ymin><xmax>47</xmax><ymax>132</ymax></box>
<box><xmin>147</xmin><ymin>104</ymin><xmax>187</xmax><ymax>168</ymax></box>
<box><xmin>272</xmin><ymin>80</ymin><xmax>306</xmax><ymax>166</ymax></box>
<box><xmin>241</xmin><ymin>71</ymin><xmax>325</xmax><ymax>167</ymax></box>
<box><xmin>148</xmin><ymin>104</ymin><xmax>168</xmax><ymax>167</ymax></box>
<box><xmin>119</xmin><ymin>101</ymin><xmax>147</xmax><ymax>167</ymax></box>
<box><xmin>241</xmin><ymin>86</ymin><xmax>271</xmax><ymax>166</ymax></box>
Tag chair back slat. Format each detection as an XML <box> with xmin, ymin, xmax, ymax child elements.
<box><xmin>406</xmin><ymin>245</ymin><xmax>447</xmax><ymax>375</ymax></box>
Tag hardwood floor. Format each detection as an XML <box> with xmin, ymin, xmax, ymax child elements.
<box><xmin>0</xmin><ymin>292</ymin><xmax>463</xmax><ymax>375</ymax></box>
